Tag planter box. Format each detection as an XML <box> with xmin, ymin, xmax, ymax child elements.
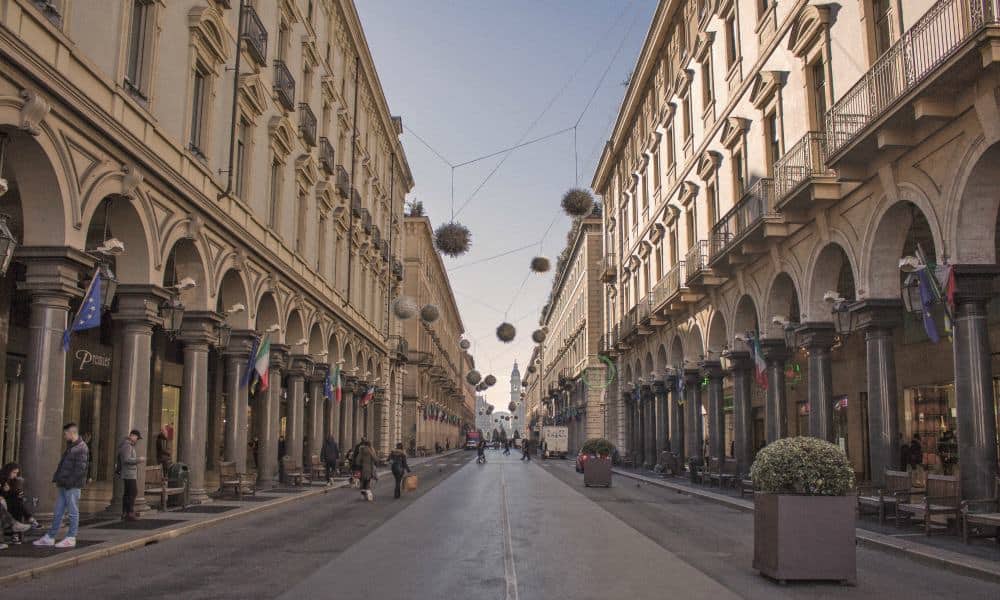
<box><xmin>584</xmin><ymin>456</ymin><xmax>612</xmax><ymax>487</ymax></box>
<box><xmin>753</xmin><ymin>493</ymin><xmax>856</xmax><ymax>584</ymax></box>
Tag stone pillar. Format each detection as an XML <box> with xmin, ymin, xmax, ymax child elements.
<box><xmin>325</xmin><ymin>387</ymin><xmax>340</xmax><ymax>445</ymax></box>
<box><xmin>639</xmin><ymin>385</ymin><xmax>652</xmax><ymax>467</ymax></box>
<box><xmin>760</xmin><ymin>338</ymin><xmax>790</xmax><ymax>444</ymax></box>
<box><xmin>260</xmin><ymin>344</ymin><xmax>288</xmax><ymax>486</ymax></box>
<box><xmin>632</xmin><ymin>389</ymin><xmax>644</xmax><ymax>466</ymax></box>
<box><xmin>353</xmin><ymin>382</ymin><xmax>365</xmax><ymax>442</ymax></box>
<box><xmin>950</xmin><ymin>266</ymin><xmax>1000</xmax><ymax>500</ymax></box>
<box><xmin>623</xmin><ymin>393</ymin><xmax>633</xmax><ymax>457</ymax></box>
<box><xmin>727</xmin><ymin>351</ymin><xmax>754</xmax><ymax>477</ymax></box>
<box><xmin>286</xmin><ymin>355</ymin><xmax>312</xmax><ymax>470</ymax></box>
<box><xmin>684</xmin><ymin>369</ymin><xmax>703</xmax><ymax>462</ymax></box>
<box><xmin>341</xmin><ymin>377</ymin><xmax>355</xmax><ymax>447</ymax></box>
<box><xmin>666</xmin><ymin>372</ymin><xmax>684</xmax><ymax>461</ymax></box>
<box><xmin>797</xmin><ymin>323</ymin><xmax>837</xmax><ymax>442</ymax></box>
<box><xmin>653</xmin><ymin>380</ymin><xmax>668</xmax><ymax>463</ymax></box>
<box><xmin>222</xmin><ymin>331</ymin><xmax>256</xmax><ymax>471</ymax></box>
<box><xmin>16</xmin><ymin>248</ymin><xmax>91</xmax><ymax>514</ymax></box>
<box><xmin>309</xmin><ymin>364</ymin><xmax>328</xmax><ymax>464</ymax></box>
<box><xmin>702</xmin><ymin>360</ymin><xmax>725</xmax><ymax>461</ymax></box>
<box><xmin>178</xmin><ymin>312</ymin><xmax>223</xmax><ymax>503</ymax></box>
<box><xmin>851</xmin><ymin>300</ymin><xmax>902</xmax><ymax>486</ymax></box>
<box><xmin>106</xmin><ymin>285</ymin><xmax>167</xmax><ymax>515</ymax></box>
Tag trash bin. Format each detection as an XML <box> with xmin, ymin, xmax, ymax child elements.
<box><xmin>688</xmin><ymin>457</ymin><xmax>703</xmax><ymax>484</ymax></box>
<box><xmin>167</xmin><ymin>463</ymin><xmax>190</xmax><ymax>507</ymax></box>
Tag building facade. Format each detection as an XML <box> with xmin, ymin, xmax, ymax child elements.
<box><xmin>595</xmin><ymin>0</ymin><xmax>1000</xmax><ymax>499</ymax></box>
<box><xmin>0</xmin><ymin>0</ymin><xmax>413</xmax><ymax>513</ymax></box>
<box><xmin>507</xmin><ymin>362</ymin><xmax>526</xmax><ymax>438</ymax></box>
<box><xmin>535</xmin><ymin>213</ymin><xmax>606</xmax><ymax>453</ymax></box>
<box><xmin>400</xmin><ymin>215</ymin><xmax>474</xmax><ymax>452</ymax></box>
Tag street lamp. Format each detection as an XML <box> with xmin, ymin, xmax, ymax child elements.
<box><xmin>900</xmin><ymin>272</ymin><xmax>924</xmax><ymax>316</ymax></box>
<box><xmin>719</xmin><ymin>347</ymin><xmax>732</xmax><ymax>371</ymax></box>
<box><xmin>160</xmin><ymin>297</ymin><xmax>185</xmax><ymax>334</ymax></box>
<box><xmin>824</xmin><ymin>291</ymin><xmax>855</xmax><ymax>336</ymax></box>
<box><xmin>0</xmin><ymin>213</ymin><xmax>16</xmax><ymax>278</ymax></box>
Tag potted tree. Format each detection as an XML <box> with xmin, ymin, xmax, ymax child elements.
<box><xmin>750</xmin><ymin>436</ymin><xmax>856</xmax><ymax>584</ymax></box>
<box><xmin>581</xmin><ymin>438</ymin><xmax>614</xmax><ymax>487</ymax></box>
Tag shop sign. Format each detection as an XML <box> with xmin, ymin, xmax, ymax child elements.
<box><xmin>71</xmin><ymin>340</ymin><xmax>112</xmax><ymax>383</ymax></box>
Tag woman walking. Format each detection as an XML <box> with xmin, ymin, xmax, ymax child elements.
<box><xmin>389</xmin><ymin>443</ymin><xmax>411</xmax><ymax>499</ymax></box>
<box><xmin>355</xmin><ymin>440</ymin><xmax>378</xmax><ymax>501</ymax></box>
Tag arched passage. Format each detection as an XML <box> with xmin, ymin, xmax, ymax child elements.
<box><xmin>806</xmin><ymin>243</ymin><xmax>857</xmax><ymax>320</ymax></box>
<box><xmin>867</xmin><ymin>200</ymin><xmax>939</xmax><ymax>299</ymax></box>
<box><xmin>255</xmin><ymin>293</ymin><xmax>280</xmax><ymax>334</ymax></box>
<box><xmin>217</xmin><ymin>269</ymin><xmax>250</xmax><ymax>329</ymax></box>
<box><xmin>655</xmin><ymin>344</ymin><xmax>668</xmax><ymax>374</ymax></box>
<box><xmin>164</xmin><ymin>238</ymin><xmax>209</xmax><ymax>310</ymax></box>
<box><xmin>643</xmin><ymin>352</ymin><xmax>654</xmax><ymax>380</ymax></box>
<box><xmin>669</xmin><ymin>336</ymin><xmax>684</xmax><ymax>369</ymax></box>
<box><xmin>307</xmin><ymin>323</ymin><xmax>324</xmax><ymax>357</ymax></box>
<box><xmin>84</xmin><ymin>195</ymin><xmax>153</xmax><ymax>285</ymax></box>
<box><xmin>0</xmin><ymin>125</ymin><xmax>69</xmax><ymax>246</ymax></box>
<box><xmin>765</xmin><ymin>272</ymin><xmax>801</xmax><ymax>337</ymax></box>
<box><xmin>686</xmin><ymin>324</ymin><xmax>704</xmax><ymax>363</ymax></box>
<box><xmin>733</xmin><ymin>295</ymin><xmax>760</xmax><ymax>340</ymax></box>
<box><xmin>953</xmin><ymin>142</ymin><xmax>1000</xmax><ymax>263</ymax></box>
<box><xmin>707</xmin><ymin>311</ymin><xmax>727</xmax><ymax>355</ymax></box>
<box><xmin>285</xmin><ymin>310</ymin><xmax>305</xmax><ymax>352</ymax></box>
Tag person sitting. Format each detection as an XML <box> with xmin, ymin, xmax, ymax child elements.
<box><xmin>0</xmin><ymin>463</ymin><xmax>36</xmax><ymax>545</ymax></box>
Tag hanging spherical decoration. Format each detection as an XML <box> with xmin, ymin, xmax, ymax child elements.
<box><xmin>459</xmin><ymin>339</ymin><xmax>471</xmax><ymax>350</ymax></box>
<box><xmin>420</xmin><ymin>303</ymin><xmax>440</xmax><ymax>323</ymax></box>
<box><xmin>484</xmin><ymin>374</ymin><xmax>497</xmax><ymax>387</ymax></box>
<box><xmin>531</xmin><ymin>329</ymin><xmax>546</xmax><ymax>343</ymax></box>
<box><xmin>527</xmin><ymin>365</ymin><xmax>537</xmax><ymax>374</ymax></box>
<box><xmin>466</xmin><ymin>370</ymin><xmax>482</xmax><ymax>386</ymax></box>
<box><xmin>496</xmin><ymin>322</ymin><xmax>516</xmax><ymax>343</ymax></box>
<box><xmin>530</xmin><ymin>256</ymin><xmax>551</xmax><ymax>273</ymax></box>
<box><xmin>508</xmin><ymin>401</ymin><xmax>516</xmax><ymax>412</ymax></box>
<box><xmin>433</xmin><ymin>221</ymin><xmax>472</xmax><ymax>257</ymax></box>
<box><xmin>561</xmin><ymin>188</ymin><xmax>595</xmax><ymax>217</ymax></box>
<box><xmin>392</xmin><ymin>295</ymin><xmax>418</xmax><ymax>320</ymax></box>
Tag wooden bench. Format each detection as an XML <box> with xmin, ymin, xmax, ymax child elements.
<box><xmin>896</xmin><ymin>474</ymin><xmax>960</xmax><ymax>534</ymax></box>
<box><xmin>282</xmin><ymin>456</ymin><xmax>304</xmax><ymax>486</ymax></box>
<box><xmin>307</xmin><ymin>454</ymin><xmax>326</xmax><ymax>483</ymax></box>
<box><xmin>857</xmin><ymin>469</ymin><xmax>911</xmax><ymax>524</ymax></box>
<box><xmin>961</xmin><ymin>476</ymin><xmax>1000</xmax><ymax>545</ymax></box>
<box><xmin>144</xmin><ymin>465</ymin><xmax>187</xmax><ymax>511</ymax></box>
<box><xmin>218</xmin><ymin>461</ymin><xmax>256</xmax><ymax>500</ymax></box>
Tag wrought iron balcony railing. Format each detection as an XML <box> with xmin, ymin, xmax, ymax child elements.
<box><xmin>652</xmin><ymin>261</ymin><xmax>686</xmax><ymax>309</ymax></box>
<box><xmin>710</xmin><ymin>177</ymin><xmax>775</xmax><ymax>260</ymax></box>
<box><xmin>298</xmin><ymin>103</ymin><xmax>317</xmax><ymax>147</ymax></box>
<box><xmin>773</xmin><ymin>131</ymin><xmax>833</xmax><ymax>201</ymax></box>
<box><xmin>319</xmin><ymin>137</ymin><xmax>335</xmax><ymax>175</ymax></box>
<box><xmin>336</xmin><ymin>165</ymin><xmax>350</xmax><ymax>197</ymax></box>
<box><xmin>241</xmin><ymin>5</ymin><xmax>268</xmax><ymax>66</ymax></box>
<box><xmin>351</xmin><ymin>188</ymin><xmax>362</xmax><ymax>217</ymax></box>
<box><xmin>825</xmin><ymin>0</ymin><xmax>1000</xmax><ymax>156</ymax></box>
<box><xmin>273</xmin><ymin>60</ymin><xmax>295</xmax><ymax>112</ymax></box>
<box><xmin>684</xmin><ymin>240</ymin><xmax>709</xmax><ymax>285</ymax></box>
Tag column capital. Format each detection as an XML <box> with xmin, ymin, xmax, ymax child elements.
<box><xmin>16</xmin><ymin>246</ymin><xmax>95</xmax><ymax>300</ymax></box>
<box><xmin>723</xmin><ymin>350</ymin><xmax>752</xmax><ymax>372</ymax></box>
<box><xmin>112</xmin><ymin>284</ymin><xmax>170</xmax><ymax>328</ymax></box>
<box><xmin>795</xmin><ymin>321</ymin><xmax>837</xmax><ymax>350</ymax></box>
<box><xmin>759</xmin><ymin>338</ymin><xmax>790</xmax><ymax>364</ymax></box>
<box><xmin>178</xmin><ymin>310</ymin><xmax>223</xmax><ymax>348</ymax></box>
<box><xmin>950</xmin><ymin>264</ymin><xmax>1000</xmax><ymax>305</ymax></box>
<box><xmin>662</xmin><ymin>370</ymin><xmax>679</xmax><ymax>391</ymax></box>
<box><xmin>682</xmin><ymin>368</ymin><xmax>701</xmax><ymax>384</ymax></box>
<box><xmin>311</xmin><ymin>362</ymin><xmax>330</xmax><ymax>383</ymax></box>
<box><xmin>222</xmin><ymin>329</ymin><xmax>259</xmax><ymax>359</ymax></box>
<box><xmin>652</xmin><ymin>379</ymin><xmax>667</xmax><ymax>396</ymax></box>
<box><xmin>849</xmin><ymin>298</ymin><xmax>902</xmax><ymax>331</ymax></box>
<box><xmin>287</xmin><ymin>354</ymin><xmax>315</xmax><ymax>377</ymax></box>
<box><xmin>639</xmin><ymin>384</ymin><xmax>654</xmax><ymax>401</ymax></box>
<box><xmin>269</xmin><ymin>343</ymin><xmax>290</xmax><ymax>370</ymax></box>
<box><xmin>699</xmin><ymin>359</ymin><xmax>723</xmax><ymax>380</ymax></box>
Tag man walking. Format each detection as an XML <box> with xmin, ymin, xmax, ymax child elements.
<box><xmin>117</xmin><ymin>429</ymin><xmax>143</xmax><ymax>521</ymax></box>
<box><xmin>520</xmin><ymin>439</ymin><xmax>531</xmax><ymax>461</ymax></box>
<box><xmin>155</xmin><ymin>426</ymin><xmax>171</xmax><ymax>472</ymax></box>
<box><xmin>34</xmin><ymin>423</ymin><xmax>89</xmax><ymax>548</ymax></box>
<box><xmin>320</xmin><ymin>435</ymin><xmax>340</xmax><ymax>485</ymax></box>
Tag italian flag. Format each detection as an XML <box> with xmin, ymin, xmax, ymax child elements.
<box><xmin>253</xmin><ymin>336</ymin><xmax>271</xmax><ymax>392</ymax></box>
<box><xmin>332</xmin><ymin>364</ymin><xmax>342</xmax><ymax>403</ymax></box>
<box><xmin>750</xmin><ymin>333</ymin><xmax>768</xmax><ymax>390</ymax></box>
<box><xmin>361</xmin><ymin>386</ymin><xmax>375</xmax><ymax>406</ymax></box>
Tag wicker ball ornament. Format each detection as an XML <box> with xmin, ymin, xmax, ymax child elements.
<box><xmin>433</xmin><ymin>221</ymin><xmax>472</xmax><ymax>257</ymax></box>
<box><xmin>466</xmin><ymin>370</ymin><xmax>482</xmax><ymax>386</ymax></box>
<box><xmin>527</xmin><ymin>365</ymin><xmax>537</xmax><ymax>374</ymax></box>
<box><xmin>420</xmin><ymin>304</ymin><xmax>440</xmax><ymax>323</ymax></box>
<box><xmin>392</xmin><ymin>295</ymin><xmax>418</xmax><ymax>320</ymax></box>
<box><xmin>484</xmin><ymin>374</ymin><xmax>497</xmax><ymax>387</ymax></box>
<box><xmin>530</xmin><ymin>256</ymin><xmax>551</xmax><ymax>273</ymax></box>
<box><xmin>531</xmin><ymin>329</ymin><xmax>546</xmax><ymax>343</ymax></box>
<box><xmin>459</xmin><ymin>339</ymin><xmax>471</xmax><ymax>350</ymax></box>
<box><xmin>561</xmin><ymin>188</ymin><xmax>595</xmax><ymax>217</ymax></box>
<box><xmin>496</xmin><ymin>322</ymin><xmax>516</xmax><ymax>343</ymax></box>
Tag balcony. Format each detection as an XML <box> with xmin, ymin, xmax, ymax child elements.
<box><xmin>273</xmin><ymin>60</ymin><xmax>295</xmax><ymax>112</ymax></box>
<box><xmin>825</xmin><ymin>0</ymin><xmax>1000</xmax><ymax>168</ymax></box>
<box><xmin>372</xmin><ymin>225</ymin><xmax>382</xmax><ymax>248</ymax></box>
<box><xmin>601</xmin><ymin>253</ymin><xmax>617</xmax><ymax>283</ymax></box>
<box><xmin>392</xmin><ymin>259</ymin><xmax>404</xmax><ymax>281</ymax></box>
<box><xmin>362</xmin><ymin>210</ymin><xmax>373</xmax><ymax>235</ymax></box>
<box><xmin>319</xmin><ymin>137</ymin><xmax>335</xmax><ymax>175</ymax></box>
<box><xmin>335</xmin><ymin>165</ymin><xmax>350</xmax><ymax>198</ymax></box>
<box><xmin>241</xmin><ymin>5</ymin><xmax>268</xmax><ymax>67</ymax></box>
<box><xmin>709</xmin><ymin>178</ymin><xmax>787</xmax><ymax>268</ymax></box>
<box><xmin>772</xmin><ymin>131</ymin><xmax>840</xmax><ymax>214</ymax></box>
<box><xmin>351</xmin><ymin>188</ymin><xmax>362</xmax><ymax>217</ymax></box>
<box><xmin>684</xmin><ymin>240</ymin><xmax>724</xmax><ymax>287</ymax></box>
<box><xmin>620</xmin><ymin>306</ymin><xmax>638</xmax><ymax>344</ymax></box>
<box><xmin>651</xmin><ymin>261</ymin><xmax>699</xmax><ymax>317</ymax></box>
<box><xmin>298</xmin><ymin>103</ymin><xmax>317</xmax><ymax>147</ymax></box>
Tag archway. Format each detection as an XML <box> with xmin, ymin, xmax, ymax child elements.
<box><xmin>765</xmin><ymin>272</ymin><xmax>801</xmax><ymax>337</ymax></box>
<box><xmin>163</xmin><ymin>239</ymin><xmax>209</xmax><ymax>310</ymax></box>
<box><xmin>285</xmin><ymin>310</ymin><xmax>305</xmax><ymax>353</ymax></box>
<box><xmin>307</xmin><ymin>323</ymin><xmax>324</xmax><ymax>358</ymax></box>
<box><xmin>217</xmin><ymin>269</ymin><xmax>250</xmax><ymax>329</ymax></box>
<box><xmin>806</xmin><ymin>243</ymin><xmax>856</xmax><ymax>320</ymax></box>
<box><xmin>669</xmin><ymin>336</ymin><xmax>684</xmax><ymax>370</ymax></box>
<box><xmin>867</xmin><ymin>200</ymin><xmax>939</xmax><ymax>299</ymax></box>
<box><xmin>953</xmin><ymin>142</ymin><xmax>1000</xmax><ymax>264</ymax></box>
<box><xmin>707</xmin><ymin>311</ymin><xmax>727</xmax><ymax>355</ymax></box>
<box><xmin>686</xmin><ymin>324</ymin><xmax>704</xmax><ymax>363</ymax></box>
<box><xmin>85</xmin><ymin>195</ymin><xmax>153</xmax><ymax>286</ymax></box>
<box><xmin>0</xmin><ymin>126</ymin><xmax>68</xmax><ymax>246</ymax></box>
<box><xmin>643</xmin><ymin>352</ymin><xmax>654</xmax><ymax>381</ymax></box>
<box><xmin>255</xmin><ymin>293</ymin><xmax>280</xmax><ymax>334</ymax></box>
<box><xmin>656</xmin><ymin>344</ymin><xmax>668</xmax><ymax>374</ymax></box>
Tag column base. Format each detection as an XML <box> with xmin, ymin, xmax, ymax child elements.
<box><xmin>188</xmin><ymin>487</ymin><xmax>211</xmax><ymax>505</ymax></box>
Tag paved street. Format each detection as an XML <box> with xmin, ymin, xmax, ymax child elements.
<box><xmin>5</xmin><ymin>449</ymin><xmax>998</xmax><ymax>599</ymax></box>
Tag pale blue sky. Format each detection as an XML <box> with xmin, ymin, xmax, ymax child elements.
<box><xmin>356</xmin><ymin>1</ymin><xmax>655</xmax><ymax>407</ymax></box>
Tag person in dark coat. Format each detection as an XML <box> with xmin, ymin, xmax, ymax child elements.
<box><xmin>908</xmin><ymin>435</ymin><xmax>923</xmax><ymax>472</ymax></box>
<box><xmin>34</xmin><ymin>423</ymin><xmax>89</xmax><ymax>548</ymax></box>
<box><xmin>1</xmin><ymin>463</ymin><xmax>36</xmax><ymax>545</ymax></box>
<box><xmin>320</xmin><ymin>435</ymin><xmax>340</xmax><ymax>484</ymax></box>
<box><xmin>155</xmin><ymin>426</ymin><xmax>172</xmax><ymax>471</ymax></box>
<box><xmin>389</xmin><ymin>443</ymin><xmax>411</xmax><ymax>499</ymax></box>
<box><xmin>117</xmin><ymin>429</ymin><xmax>143</xmax><ymax>521</ymax></box>
<box><xmin>355</xmin><ymin>440</ymin><xmax>378</xmax><ymax>501</ymax></box>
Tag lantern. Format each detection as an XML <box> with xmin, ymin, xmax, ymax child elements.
<box><xmin>0</xmin><ymin>213</ymin><xmax>16</xmax><ymax>278</ymax></box>
<box><xmin>831</xmin><ymin>300</ymin><xmax>855</xmax><ymax>337</ymax></box>
<box><xmin>900</xmin><ymin>273</ymin><xmax>924</xmax><ymax>316</ymax></box>
<box><xmin>216</xmin><ymin>320</ymin><xmax>232</xmax><ymax>349</ymax></box>
<box><xmin>782</xmin><ymin>322</ymin><xmax>799</xmax><ymax>350</ymax></box>
<box><xmin>160</xmin><ymin>297</ymin><xmax>185</xmax><ymax>334</ymax></box>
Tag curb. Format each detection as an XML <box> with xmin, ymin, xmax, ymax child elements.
<box><xmin>611</xmin><ymin>468</ymin><xmax>1000</xmax><ymax>584</ymax></box>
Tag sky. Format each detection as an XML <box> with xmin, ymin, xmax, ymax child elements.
<box><xmin>356</xmin><ymin>1</ymin><xmax>656</xmax><ymax>408</ymax></box>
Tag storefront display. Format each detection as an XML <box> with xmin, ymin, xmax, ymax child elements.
<box><xmin>903</xmin><ymin>384</ymin><xmax>957</xmax><ymax>475</ymax></box>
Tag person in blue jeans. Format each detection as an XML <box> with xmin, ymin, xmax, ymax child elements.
<box><xmin>33</xmin><ymin>422</ymin><xmax>89</xmax><ymax>549</ymax></box>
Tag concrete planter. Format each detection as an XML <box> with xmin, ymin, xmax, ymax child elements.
<box><xmin>753</xmin><ymin>493</ymin><xmax>856</xmax><ymax>584</ymax></box>
<box><xmin>583</xmin><ymin>456</ymin><xmax>612</xmax><ymax>487</ymax></box>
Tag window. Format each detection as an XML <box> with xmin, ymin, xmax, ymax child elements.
<box><xmin>189</xmin><ymin>66</ymin><xmax>209</xmax><ymax>157</ymax></box>
<box><xmin>758</xmin><ymin>0</ymin><xmax>771</xmax><ymax>17</ymax></box>
<box><xmin>732</xmin><ymin>148</ymin><xmax>746</xmax><ymax>196</ymax></box>
<box><xmin>268</xmin><ymin>159</ymin><xmax>282</xmax><ymax>229</ymax></box>
<box><xmin>810</xmin><ymin>59</ymin><xmax>828</xmax><ymax>131</ymax></box>
<box><xmin>125</xmin><ymin>0</ymin><xmax>155</xmax><ymax>98</ymax></box>
<box><xmin>702</xmin><ymin>51</ymin><xmax>715</xmax><ymax>109</ymax></box>
<box><xmin>277</xmin><ymin>22</ymin><xmax>289</xmax><ymax>61</ymax></box>
<box><xmin>665</xmin><ymin>123</ymin><xmax>676</xmax><ymax>170</ymax></box>
<box><xmin>685</xmin><ymin>208</ymin><xmax>695</xmax><ymax>249</ymax></box>
<box><xmin>669</xmin><ymin>227</ymin><xmax>679</xmax><ymax>265</ymax></box>
<box><xmin>765</xmin><ymin>112</ymin><xmax>781</xmax><ymax>173</ymax></box>
<box><xmin>873</xmin><ymin>0</ymin><xmax>893</xmax><ymax>56</ymax></box>
<box><xmin>295</xmin><ymin>193</ymin><xmax>308</xmax><ymax>254</ymax></box>
<box><xmin>235</xmin><ymin>117</ymin><xmax>251</xmax><ymax>198</ymax></box>
<box><xmin>652</xmin><ymin>147</ymin><xmax>661</xmax><ymax>190</ymax></box>
<box><xmin>725</xmin><ymin>17</ymin><xmax>739</xmax><ymax>68</ymax></box>
<box><xmin>317</xmin><ymin>213</ymin><xmax>327</xmax><ymax>274</ymax></box>
<box><xmin>706</xmin><ymin>182</ymin><xmax>719</xmax><ymax>226</ymax></box>
<box><xmin>641</xmin><ymin>174</ymin><xmax>649</xmax><ymax>211</ymax></box>
<box><xmin>682</xmin><ymin>95</ymin><xmax>693</xmax><ymax>141</ymax></box>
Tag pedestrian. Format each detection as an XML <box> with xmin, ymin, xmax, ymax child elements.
<box><xmin>82</xmin><ymin>432</ymin><xmax>94</xmax><ymax>482</ymax></box>
<box><xmin>249</xmin><ymin>437</ymin><xmax>260</xmax><ymax>470</ymax></box>
<box><xmin>34</xmin><ymin>422</ymin><xmax>89</xmax><ymax>548</ymax></box>
<box><xmin>320</xmin><ymin>435</ymin><xmax>340</xmax><ymax>485</ymax></box>
<box><xmin>116</xmin><ymin>429</ymin><xmax>143</xmax><ymax>521</ymax></box>
<box><xmin>155</xmin><ymin>426</ymin><xmax>172</xmax><ymax>472</ymax></box>
<box><xmin>1</xmin><ymin>463</ymin><xmax>37</xmax><ymax>544</ymax></box>
<box><xmin>0</xmin><ymin>497</ymin><xmax>31</xmax><ymax>550</ymax></box>
<box><xmin>503</xmin><ymin>440</ymin><xmax>511</xmax><ymax>456</ymax></box>
<box><xmin>898</xmin><ymin>433</ymin><xmax>908</xmax><ymax>470</ymax></box>
<box><xmin>908</xmin><ymin>434</ymin><xmax>923</xmax><ymax>473</ymax></box>
<box><xmin>355</xmin><ymin>440</ymin><xmax>378</xmax><ymax>501</ymax></box>
<box><xmin>389</xmin><ymin>443</ymin><xmax>411</xmax><ymax>499</ymax></box>
<box><xmin>278</xmin><ymin>435</ymin><xmax>287</xmax><ymax>481</ymax></box>
<box><xmin>521</xmin><ymin>439</ymin><xmax>531</xmax><ymax>461</ymax></box>
<box><xmin>302</xmin><ymin>435</ymin><xmax>309</xmax><ymax>469</ymax></box>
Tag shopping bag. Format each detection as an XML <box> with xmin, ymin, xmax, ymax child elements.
<box><xmin>403</xmin><ymin>474</ymin><xmax>418</xmax><ymax>492</ymax></box>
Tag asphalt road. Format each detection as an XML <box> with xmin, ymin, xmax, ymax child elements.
<box><xmin>7</xmin><ymin>449</ymin><xmax>999</xmax><ymax>599</ymax></box>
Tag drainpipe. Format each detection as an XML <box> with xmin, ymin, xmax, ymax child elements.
<box><xmin>219</xmin><ymin>1</ymin><xmax>247</xmax><ymax>200</ymax></box>
<box><xmin>386</xmin><ymin>155</ymin><xmax>395</xmax><ymax>340</ymax></box>
<box><xmin>345</xmin><ymin>55</ymin><xmax>360</xmax><ymax>303</ymax></box>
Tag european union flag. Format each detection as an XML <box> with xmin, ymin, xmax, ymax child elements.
<box><xmin>62</xmin><ymin>274</ymin><xmax>101</xmax><ymax>352</ymax></box>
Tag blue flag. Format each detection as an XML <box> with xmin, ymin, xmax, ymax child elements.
<box><xmin>915</xmin><ymin>269</ymin><xmax>940</xmax><ymax>344</ymax></box>
<box><xmin>677</xmin><ymin>370</ymin><xmax>686</xmax><ymax>396</ymax></box>
<box><xmin>323</xmin><ymin>369</ymin><xmax>334</xmax><ymax>400</ymax></box>
<box><xmin>62</xmin><ymin>274</ymin><xmax>102</xmax><ymax>352</ymax></box>
<box><xmin>239</xmin><ymin>336</ymin><xmax>260</xmax><ymax>389</ymax></box>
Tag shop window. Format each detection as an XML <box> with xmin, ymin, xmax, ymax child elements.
<box><xmin>903</xmin><ymin>384</ymin><xmax>958</xmax><ymax>479</ymax></box>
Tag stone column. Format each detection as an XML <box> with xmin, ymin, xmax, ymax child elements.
<box><xmin>259</xmin><ymin>344</ymin><xmax>288</xmax><ymax>486</ymax></box>
<box><xmin>309</xmin><ymin>363</ymin><xmax>329</xmax><ymax>464</ymax></box>
<box><xmin>285</xmin><ymin>354</ymin><xmax>312</xmax><ymax>470</ymax></box>
<box><xmin>16</xmin><ymin>248</ymin><xmax>91</xmax><ymax>514</ymax></box>
<box><xmin>178</xmin><ymin>311</ymin><xmax>223</xmax><ymax>503</ymax></box>
<box><xmin>341</xmin><ymin>376</ymin><xmax>355</xmax><ymax>447</ymax></box>
<box><xmin>950</xmin><ymin>266</ymin><xmax>1000</xmax><ymax>500</ymax></box>
<box><xmin>353</xmin><ymin>381</ymin><xmax>365</xmax><ymax>442</ymax></box>
<box><xmin>622</xmin><ymin>393</ymin><xmax>633</xmax><ymax>457</ymax></box>
<box><xmin>638</xmin><ymin>385</ymin><xmax>650</xmax><ymax>467</ymax></box>
<box><xmin>851</xmin><ymin>300</ymin><xmax>902</xmax><ymax>487</ymax></box>
<box><xmin>797</xmin><ymin>323</ymin><xmax>837</xmax><ymax>442</ymax></box>
<box><xmin>106</xmin><ymin>285</ymin><xmax>167</xmax><ymax>515</ymax></box>
<box><xmin>727</xmin><ymin>351</ymin><xmax>754</xmax><ymax>477</ymax></box>
<box><xmin>702</xmin><ymin>360</ymin><xmax>725</xmax><ymax>461</ymax></box>
<box><xmin>632</xmin><ymin>389</ymin><xmax>644</xmax><ymax>466</ymax></box>
<box><xmin>684</xmin><ymin>369</ymin><xmax>703</xmax><ymax>462</ymax></box>
<box><xmin>222</xmin><ymin>330</ymin><xmax>256</xmax><ymax>472</ymax></box>
<box><xmin>760</xmin><ymin>338</ymin><xmax>790</xmax><ymax>444</ymax></box>
<box><xmin>666</xmin><ymin>372</ymin><xmax>684</xmax><ymax>461</ymax></box>
<box><xmin>653</xmin><ymin>380</ymin><xmax>668</xmax><ymax>463</ymax></box>
<box><xmin>325</xmin><ymin>384</ymin><xmax>340</xmax><ymax>445</ymax></box>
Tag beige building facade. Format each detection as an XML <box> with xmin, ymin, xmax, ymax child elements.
<box><xmin>595</xmin><ymin>0</ymin><xmax>1000</xmax><ymax>499</ymax></box>
<box><xmin>0</xmin><ymin>0</ymin><xmax>412</xmax><ymax>512</ymax></box>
